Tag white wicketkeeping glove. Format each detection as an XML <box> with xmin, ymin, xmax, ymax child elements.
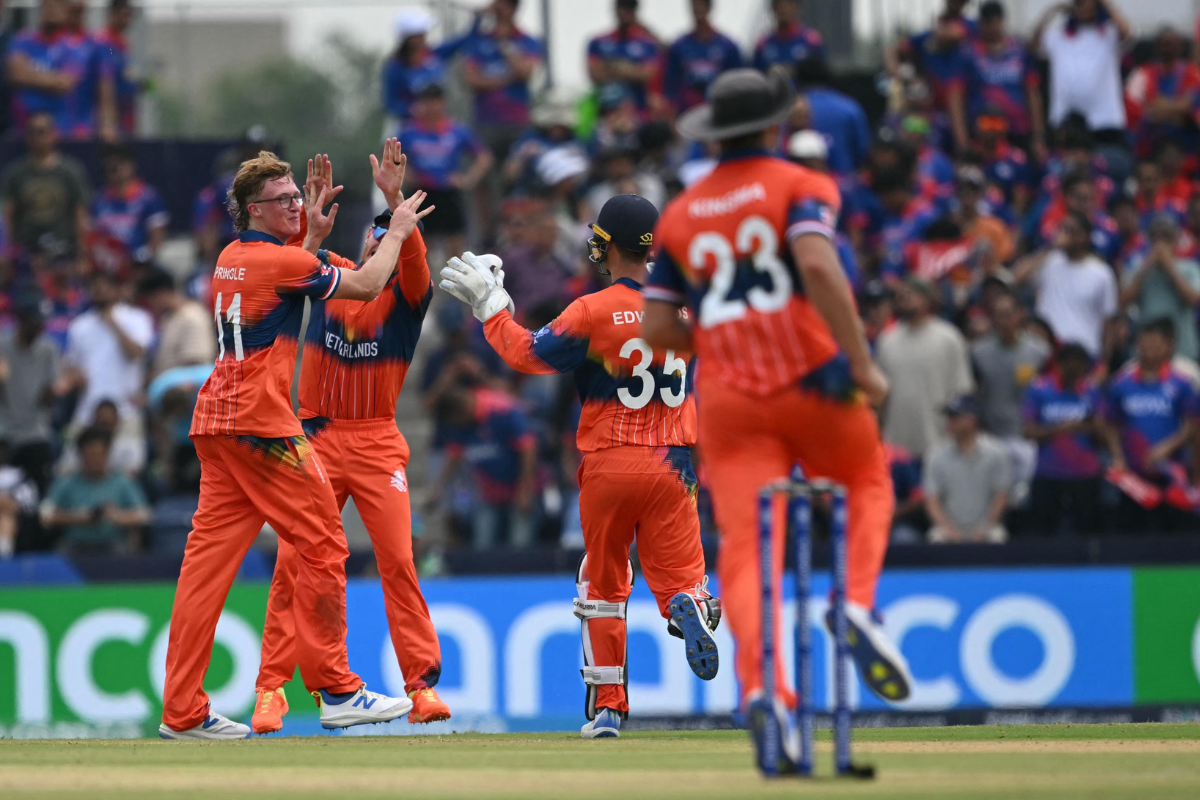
<box><xmin>439</xmin><ymin>254</ymin><xmax>514</xmax><ymax>322</ymax></box>
<box><xmin>462</xmin><ymin>252</ymin><xmax>515</xmax><ymax>317</ymax></box>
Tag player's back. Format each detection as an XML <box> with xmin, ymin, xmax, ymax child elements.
<box><xmin>191</xmin><ymin>232</ymin><xmax>340</xmax><ymax>438</ymax></box>
<box><xmin>574</xmin><ymin>279</ymin><xmax>696</xmax><ymax>452</ymax></box>
<box><xmin>649</xmin><ymin>152</ymin><xmax>841</xmax><ymax>397</ymax></box>
<box><xmin>485</xmin><ymin>277</ymin><xmax>696</xmax><ymax>452</ymax></box>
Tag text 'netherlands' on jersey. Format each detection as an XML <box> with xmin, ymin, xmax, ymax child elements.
<box><xmin>646</xmin><ymin>152</ymin><xmax>842</xmax><ymax>397</ymax></box>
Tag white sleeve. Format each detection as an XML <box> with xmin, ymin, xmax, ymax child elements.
<box><xmin>123</xmin><ymin>308</ymin><xmax>157</xmax><ymax>349</ymax></box>
<box><xmin>1099</xmin><ymin>267</ymin><xmax>1119</xmax><ymax>319</ymax></box>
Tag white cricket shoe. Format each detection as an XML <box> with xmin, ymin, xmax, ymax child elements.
<box><xmin>158</xmin><ymin>712</ymin><xmax>251</xmax><ymax>740</ymax></box>
<box><xmin>580</xmin><ymin>707</ymin><xmax>622</xmax><ymax>739</ymax></box>
<box><xmin>317</xmin><ymin>684</ymin><xmax>413</xmax><ymax>730</ymax></box>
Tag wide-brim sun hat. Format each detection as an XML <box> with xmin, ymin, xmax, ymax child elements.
<box><xmin>677</xmin><ymin>67</ymin><xmax>796</xmax><ymax>143</ymax></box>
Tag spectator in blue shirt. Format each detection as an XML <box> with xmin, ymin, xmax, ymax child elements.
<box><xmin>1023</xmin><ymin>343</ymin><xmax>1104</xmax><ymax>535</ymax></box>
<box><xmin>400</xmin><ymin>83</ymin><xmax>494</xmax><ymax>257</ymax></box>
<box><xmin>753</xmin><ymin>0</ymin><xmax>825</xmax><ymax>72</ymax></box>
<box><xmin>792</xmin><ymin>58</ymin><xmax>871</xmax><ymax>177</ymax></box>
<box><xmin>5</xmin><ymin>0</ymin><xmax>76</xmax><ymax>131</ymax></box>
<box><xmin>662</xmin><ymin>0</ymin><xmax>742</xmax><ymax>115</ymax></box>
<box><xmin>888</xmin><ymin>0</ymin><xmax>974</xmax><ymax>151</ymax></box>
<box><xmin>90</xmin><ymin>144</ymin><xmax>169</xmax><ymax>273</ymax></box>
<box><xmin>96</xmin><ymin>0</ymin><xmax>138</xmax><ymax>139</ymax></box>
<box><xmin>959</xmin><ymin>1</ymin><xmax>1047</xmax><ymax>159</ymax></box>
<box><xmin>462</xmin><ymin>0</ymin><xmax>542</xmax><ymax>157</ymax></box>
<box><xmin>433</xmin><ymin>386</ymin><xmax>538</xmax><ymax>549</ymax></box>
<box><xmin>58</xmin><ymin>0</ymin><xmax>104</xmax><ymax>140</ymax></box>
<box><xmin>1103</xmin><ymin>317</ymin><xmax>1199</xmax><ymax>532</ymax></box>
<box><xmin>587</xmin><ymin>0</ymin><xmax>664</xmax><ymax>114</ymax></box>
<box><xmin>503</xmin><ymin>97</ymin><xmax>582</xmax><ymax>192</ymax></box>
<box><xmin>40</xmin><ymin>426</ymin><xmax>149</xmax><ymax>555</ymax></box>
<box><xmin>382</xmin><ymin>9</ymin><xmax>464</xmax><ymax>124</ymax></box>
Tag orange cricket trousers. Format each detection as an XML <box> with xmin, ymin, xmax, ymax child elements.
<box><xmin>579</xmin><ymin>445</ymin><xmax>707</xmax><ymax>713</ymax></box>
<box><xmin>162</xmin><ymin>434</ymin><xmax>360</xmax><ymax>731</ymax></box>
<box><xmin>697</xmin><ymin>379</ymin><xmax>893</xmax><ymax>707</ymax></box>
<box><xmin>257</xmin><ymin>419</ymin><xmax>441</xmax><ymax>695</ymax></box>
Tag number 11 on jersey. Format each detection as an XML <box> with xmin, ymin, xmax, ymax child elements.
<box><xmin>214</xmin><ymin>292</ymin><xmax>244</xmax><ymax>362</ymax></box>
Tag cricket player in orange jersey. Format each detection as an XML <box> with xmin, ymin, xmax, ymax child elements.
<box><xmin>439</xmin><ymin>194</ymin><xmax>722</xmax><ymax>739</ymax></box>
<box><xmin>158</xmin><ymin>148</ymin><xmax>433</xmax><ymax>740</ymax></box>
<box><xmin>640</xmin><ymin>68</ymin><xmax>913</xmax><ymax>772</ymax></box>
<box><xmin>250</xmin><ymin>141</ymin><xmax>450</xmax><ymax>733</ymax></box>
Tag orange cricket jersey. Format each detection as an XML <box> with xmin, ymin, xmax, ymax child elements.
<box><xmin>646</xmin><ymin>149</ymin><xmax>842</xmax><ymax>397</ymax></box>
<box><xmin>482</xmin><ymin>277</ymin><xmax>696</xmax><ymax>453</ymax></box>
<box><xmin>190</xmin><ymin>231</ymin><xmax>343</xmax><ymax>438</ymax></box>
<box><xmin>298</xmin><ymin>229</ymin><xmax>432</xmax><ymax>422</ymax></box>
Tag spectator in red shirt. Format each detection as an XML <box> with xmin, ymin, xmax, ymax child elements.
<box><xmin>1156</xmin><ymin>140</ymin><xmax>1196</xmax><ymax>205</ymax></box>
<box><xmin>1134</xmin><ymin>159</ymin><xmax>1188</xmax><ymax>228</ymax></box>
<box><xmin>1125</xmin><ymin>27</ymin><xmax>1200</xmax><ymax>157</ymax></box>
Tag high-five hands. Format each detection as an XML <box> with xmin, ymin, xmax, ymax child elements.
<box><xmin>440</xmin><ymin>252</ymin><xmax>516</xmax><ymax>322</ymax></box>
<box><xmin>304</xmin><ymin>153</ymin><xmax>343</xmax><ymax>243</ymax></box>
<box><xmin>370</xmin><ymin>137</ymin><xmax>407</xmax><ymax>210</ymax></box>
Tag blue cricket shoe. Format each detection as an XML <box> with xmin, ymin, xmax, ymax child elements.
<box><xmin>747</xmin><ymin>694</ymin><xmax>802</xmax><ymax>776</ymax></box>
<box><xmin>667</xmin><ymin>579</ymin><xmax>721</xmax><ymax>681</ymax></box>
<box><xmin>581</xmin><ymin>707</ymin><xmax>622</xmax><ymax>739</ymax></box>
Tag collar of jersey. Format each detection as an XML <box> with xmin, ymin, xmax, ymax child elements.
<box><xmin>719</xmin><ymin>146</ymin><xmax>771</xmax><ymax>163</ymax></box>
<box><xmin>239</xmin><ymin>230</ymin><xmax>285</xmax><ymax>246</ymax></box>
<box><xmin>614</xmin><ymin>277</ymin><xmax>642</xmax><ymax>291</ymax></box>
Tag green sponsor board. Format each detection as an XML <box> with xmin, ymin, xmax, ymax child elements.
<box><xmin>0</xmin><ymin>583</ymin><xmax>271</xmax><ymax>738</ymax></box>
<box><xmin>1134</xmin><ymin>567</ymin><xmax>1200</xmax><ymax>704</ymax></box>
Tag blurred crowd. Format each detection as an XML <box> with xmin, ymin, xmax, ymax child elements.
<box><xmin>6</xmin><ymin>0</ymin><xmax>1200</xmax><ymax>561</ymax></box>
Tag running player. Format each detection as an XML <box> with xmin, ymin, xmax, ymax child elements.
<box><xmin>250</xmin><ymin>141</ymin><xmax>451</xmax><ymax>734</ymax></box>
<box><xmin>438</xmin><ymin>194</ymin><xmax>721</xmax><ymax>739</ymax></box>
<box><xmin>158</xmin><ymin>148</ymin><xmax>432</xmax><ymax>740</ymax></box>
<box><xmin>640</xmin><ymin>68</ymin><xmax>913</xmax><ymax>772</ymax></box>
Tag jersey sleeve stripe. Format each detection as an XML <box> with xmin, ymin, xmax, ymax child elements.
<box><xmin>785</xmin><ymin>220</ymin><xmax>835</xmax><ymax>242</ymax></box>
<box><xmin>320</xmin><ymin>267</ymin><xmax>342</xmax><ymax>301</ymax></box>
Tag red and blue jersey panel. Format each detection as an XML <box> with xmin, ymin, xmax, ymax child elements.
<box><xmin>191</xmin><ymin>231</ymin><xmax>342</xmax><ymax>438</ymax></box>
<box><xmin>298</xmin><ymin>230</ymin><xmax>432</xmax><ymax>421</ymax></box>
<box><xmin>647</xmin><ymin>151</ymin><xmax>841</xmax><ymax>397</ymax></box>
<box><xmin>483</xmin><ymin>278</ymin><xmax>696</xmax><ymax>452</ymax></box>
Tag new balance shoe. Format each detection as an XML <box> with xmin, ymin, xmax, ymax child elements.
<box><xmin>316</xmin><ymin>684</ymin><xmax>413</xmax><ymax>730</ymax></box>
<box><xmin>667</xmin><ymin>578</ymin><xmax>721</xmax><ymax>680</ymax></box>
<box><xmin>158</xmin><ymin>712</ymin><xmax>251</xmax><ymax>740</ymax></box>
<box><xmin>746</xmin><ymin>694</ymin><xmax>802</xmax><ymax>775</ymax></box>
<box><xmin>251</xmin><ymin>687</ymin><xmax>289</xmax><ymax>734</ymax></box>
<box><xmin>826</xmin><ymin>602</ymin><xmax>913</xmax><ymax>702</ymax></box>
<box><xmin>580</xmin><ymin>707</ymin><xmax>622</xmax><ymax>739</ymax></box>
<box><xmin>407</xmin><ymin>687</ymin><xmax>451</xmax><ymax>724</ymax></box>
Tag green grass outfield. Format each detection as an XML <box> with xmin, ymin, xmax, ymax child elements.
<box><xmin>3</xmin><ymin>723</ymin><xmax>1200</xmax><ymax>799</ymax></box>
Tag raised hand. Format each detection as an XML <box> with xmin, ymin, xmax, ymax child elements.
<box><xmin>370</xmin><ymin>138</ymin><xmax>407</xmax><ymax>211</ymax></box>
<box><xmin>304</xmin><ymin>154</ymin><xmax>343</xmax><ymax>245</ymax></box>
<box><xmin>387</xmin><ymin>190</ymin><xmax>435</xmax><ymax>241</ymax></box>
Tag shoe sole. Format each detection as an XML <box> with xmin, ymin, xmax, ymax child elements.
<box><xmin>581</xmin><ymin>728</ymin><xmax>619</xmax><ymax>739</ymax></box>
<box><xmin>157</xmin><ymin>726</ymin><xmax>251</xmax><ymax>741</ymax></box>
<box><xmin>251</xmin><ymin>721</ymin><xmax>284</xmax><ymax>735</ymax></box>
<box><xmin>320</xmin><ymin>698</ymin><xmax>414</xmax><ymax>730</ymax></box>
<box><xmin>669</xmin><ymin>592</ymin><xmax>718</xmax><ymax>681</ymax></box>
<box><xmin>827</xmin><ymin>610</ymin><xmax>912</xmax><ymax>702</ymax></box>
